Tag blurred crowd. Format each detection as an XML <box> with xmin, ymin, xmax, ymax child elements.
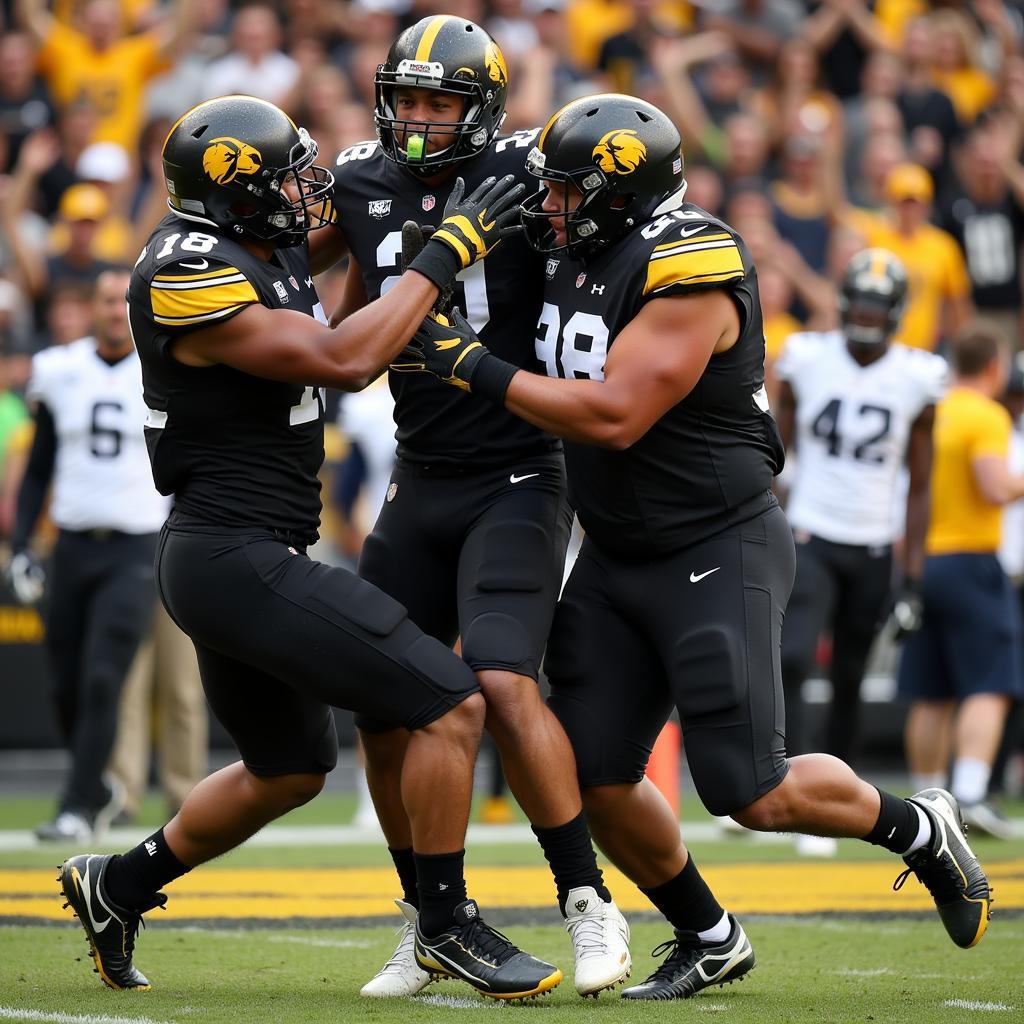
<box><xmin>2</xmin><ymin>0</ymin><xmax>1024</xmax><ymax>823</ymax></box>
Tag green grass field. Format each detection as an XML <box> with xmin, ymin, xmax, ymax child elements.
<box><xmin>1</xmin><ymin>792</ymin><xmax>1022</xmax><ymax>1024</ymax></box>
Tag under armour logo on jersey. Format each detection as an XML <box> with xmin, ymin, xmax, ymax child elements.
<box><xmin>591</xmin><ymin>283</ymin><xmax>605</xmax><ymax>295</ymax></box>
<box><xmin>575</xmin><ymin>899</ymin><xmax>589</xmax><ymax>914</ymax></box>
<box><xmin>305</xmin><ymin>277</ymin><xmax>314</xmax><ymax>288</ymax></box>
<box><xmin>145</xmin><ymin>841</ymin><xmax>158</xmax><ymax>856</ymax></box>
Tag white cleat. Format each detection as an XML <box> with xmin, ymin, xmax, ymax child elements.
<box><xmin>360</xmin><ymin>899</ymin><xmax>432</xmax><ymax>998</ymax></box>
<box><xmin>564</xmin><ymin>886</ymin><xmax>631</xmax><ymax>997</ymax></box>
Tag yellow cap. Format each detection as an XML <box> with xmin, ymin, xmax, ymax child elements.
<box><xmin>885</xmin><ymin>162</ymin><xmax>933</xmax><ymax>204</ymax></box>
<box><xmin>58</xmin><ymin>183</ymin><xmax>110</xmax><ymax>223</ymax></box>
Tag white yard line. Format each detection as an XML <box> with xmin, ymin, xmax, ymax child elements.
<box><xmin>943</xmin><ymin>1001</ymin><xmax>1016</xmax><ymax>1013</ymax></box>
<box><xmin>0</xmin><ymin>1008</ymin><xmax>175</xmax><ymax>1024</ymax></box>
<box><xmin>413</xmin><ymin>994</ymin><xmax>498</xmax><ymax>1009</ymax></box>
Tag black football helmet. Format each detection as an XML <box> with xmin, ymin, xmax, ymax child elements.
<box><xmin>374</xmin><ymin>16</ymin><xmax>508</xmax><ymax>172</ymax></box>
<box><xmin>162</xmin><ymin>95</ymin><xmax>334</xmax><ymax>247</ymax></box>
<box><xmin>520</xmin><ymin>93</ymin><xmax>686</xmax><ymax>262</ymax></box>
<box><xmin>839</xmin><ymin>248</ymin><xmax>909</xmax><ymax>348</ymax></box>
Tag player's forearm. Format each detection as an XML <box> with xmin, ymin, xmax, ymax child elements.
<box><xmin>503</xmin><ymin>371</ymin><xmax>639</xmax><ymax>449</ymax></box>
<box><xmin>325</xmin><ymin>271</ymin><xmax>439</xmax><ymax>390</ymax></box>
<box><xmin>10</xmin><ymin>406</ymin><xmax>55</xmax><ymax>551</ymax></box>
<box><xmin>903</xmin><ymin>488</ymin><xmax>930</xmax><ymax>580</ymax></box>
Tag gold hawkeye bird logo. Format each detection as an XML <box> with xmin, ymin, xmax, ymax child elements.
<box><xmin>592</xmin><ymin>129</ymin><xmax>647</xmax><ymax>176</ymax></box>
<box><xmin>484</xmin><ymin>42</ymin><xmax>507</xmax><ymax>88</ymax></box>
<box><xmin>203</xmin><ymin>137</ymin><xmax>262</xmax><ymax>185</ymax></box>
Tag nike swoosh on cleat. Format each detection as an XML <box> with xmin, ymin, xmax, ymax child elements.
<box><xmin>510</xmin><ymin>472</ymin><xmax>540</xmax><ymax>484</ymax></box>
<box><xmin>179</xmin><ymin>259</ymin><xmax>210</xmax><ymax>270</ymax></box>
<box><xmin>689</xmin><ymin>567</ymin><xmax>720</xmax><ymax>583</ymax></box>
<box><xmin>76</xmin><ymin>861</ymin><xmax>111</xmax><ymax>934</ymax></box>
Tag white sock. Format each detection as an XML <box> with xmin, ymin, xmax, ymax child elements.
<box><xmin>910</xmin><ymin>772</ymin><xmax>945</xmax><ymax>793</ymax></box>
<box><xmin>697</xmin><ymin>911</ymin><xmax>731</xmax><ymax>944</ymax></box>
<box><xmin>950</xmin><ymin>758</ymin><xmax>990</xmax><ymax>806</ymax></box>
<box><xmin>902</xmin><ymin>804</ymin><xmax>933</xmax><ymax>855</ymax></box>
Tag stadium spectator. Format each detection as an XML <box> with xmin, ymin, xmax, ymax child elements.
<box><xmin>842</xmin><ymin>50</ymin><xmax>904</xmax><ymax>196</ymax></box>
<box><xmin>4</xmin><ymin>269</ymin><xmax>169</xmax><ymax>842</ymax></box>
<box><xmin>0</xmin><ymin>32</ymin><xmax>54</xmax><ymax>168</ymax></box>
<box><xmin>770</xmin><ymin>132</ymin><xmax>835</xmax><ymax>273</ymax></box>
<box><xmin>938</xmin><ymin>113</ymin><xmax>1024</xmax><ymax>351</ymax></box>
<box><xmin>845</xmin><ymin>162</ymin><xmax>973</xmax><ymax>350</ymax></box>
<box><xmin>900</xmin><ymin>321</ymin><xmax>1024</xmax><ymax>840</ymax></box>
<box><xmin>896</xmin><ymin>15</ymin><xmax>960</xmax><ymax>189</ymax></box>
<box><xmin>694</xmin><ymin>0</ymin><xmax>801</xmax><ymax>82</ymax></box>
<box><xmin>203</xmin><ymin>4</ymin><xmax>300</xmax><ymax>106</ymax></box>
<box><xmin>929</xmin><ymin>8</ymin><xmax>998</xmax><ymax>125</ymax></box>
<box><xmin>108</xmin><ymin>604</ymin><xmax>207</xmax><ymax>824</ymax></box>
<box><xmin>802</xmin><ymin>0</ymin><xmax>892</xmax><ymax>102</ymax></box>
<box><xmin>17</xmin><ymin>0</ymin><xmax>196</xmax><ymax>152</ymax></box>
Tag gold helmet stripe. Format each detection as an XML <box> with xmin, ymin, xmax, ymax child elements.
<box><xmin>415</xmin><ymin>16</ymin><xmax>450</xmax><ymax>62</ymax></box>
<box><xmin>538</xmin><ymin>98</ymin><xmax>583</xmax><ymax>151</ymax></box>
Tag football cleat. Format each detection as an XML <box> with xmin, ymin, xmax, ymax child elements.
<box><xmin>36</xmin><ymin>811</ymin><xmax>92</xmax><ymax>843</ymax></box>
<box><xmin>563</xmin><ymin>886</ymin><xmax>631</xmax><ymax>997</ymax></box>
<box><xmin>894</xmin><ymin>788</ymin><xmax>992</xmax><ymax>948</ymax></box>
<box><xmin>414</xmin><ymin>899</ymin><xmax>563</xmax><ymax>1000</ymax></box>
<box><xmin>360</xmin><ymin>899</ymin><xmax>432</xmax><ymax>998</ymax></box>
<box><xmin>59</xmin><ymin>853</ymin><xmax>166</xmax><ymax>989</ymax></box>
<box><xmin>960</xmin><ymin>800</ymin><xmax>1015</xmax><ymax>841</ymax></box>
<box><xmin>621</xmin><ymin>915</ymin><xmax>754</xmax><ymax>1000</ymax></box>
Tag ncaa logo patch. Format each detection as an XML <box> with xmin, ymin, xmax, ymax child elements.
<box><xmin>422</xmin><ymin>194</ymin><xmax>436</xmax><ymax>212</ymax></box>
<box><xmin>386</xmin><ymin>482</ymin><xmax>398</xmax><ymax>503</ymax></box>
<box><xmin>576</xmin><ymin>273</ymin><xmax>586</xmax><ymax>289</ymax></box>
<box><xmin>368</xmin><ymin>199</ymin><xmax>392</xmax><ymax>219</ymax></box>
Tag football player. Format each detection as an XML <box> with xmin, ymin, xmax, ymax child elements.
<box><xmin>316</xmin><ymin>17</ymin><xmax>631</xmax><ymax>998</ymax></box>
<box><xmin>406</xmin><ymin>93</ymin><xmax>994</xmax><ymax>997</ymax></box>
<box><xmin>774</xmin><ymin>249</ymin><xmax>947</xmax><ymax>858</ymax></box>
<box><xmin>55</xmin><ymin>94</ymin><xmax>563</xmax><ymax>1003</ymax></box>
<box><xmin>6</xmin><ymin>269</ymin><xmax>169</xmax><ymax>843</ymax></box>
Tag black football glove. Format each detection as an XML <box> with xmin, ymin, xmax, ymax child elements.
<box><xmin>400</xmin><ymin>220</ymin><xmax>453</xmax><ymax>316</ymax></box>
<box><xmin>888</xmin><ymin>578</ymin><xmax>924</xmax><ymax>641</ymax></box>
<box><xmin>407</xmin><ymin>174</ymin><xmax>526</xmax><ymax>288</ymax></box>
<box><xmin>5</xmin><ymin>549</ymin><xmax>45</xmax><ymax>604</ymax></box>
<box><xmin>391</xmin><ymin>307</ymin><xmax>519</xmax><ymax>403</ymax></box>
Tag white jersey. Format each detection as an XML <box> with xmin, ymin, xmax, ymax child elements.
<box><xmin>27</xmin><ymin>338</ymin><xmax>171</xmax><ymax>533</ymax></box>
<box><xmin>775</xmin><ymin>331</ymin><xmax>947</xmax><ymax>546</ymax></box>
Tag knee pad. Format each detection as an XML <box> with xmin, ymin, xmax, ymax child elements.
<box><xmin>461</xmin><ymin>612</ymin><xmax>535</xmax><ymax>676</ymax></box>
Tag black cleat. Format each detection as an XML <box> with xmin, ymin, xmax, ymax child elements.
<box><xmin>894</xmin><ymin>788</ymin><xmax>992</xmax><ymax>948</ymax></box>
<box><xmin>414</xmin><ymin>899</ymin><xmax>563</xmax><ymax>1000</ymax></box>
<box><xmin>621</xmin><ymin>915</ymin><xmax>754</xmax><ymax>1000</ymax></box>
<box><xmin>59</xmin><ymin>853</ymin><xmax>166</xmax><ymax>989</ymax></box>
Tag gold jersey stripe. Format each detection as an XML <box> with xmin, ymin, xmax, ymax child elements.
<box><xmin>653</xmin><ymin>232</ymin><xmax>731</xmax><ymax>252</ymax></box>
<box><xmin>644</xmin><ymin>247</ymin><xmax>744</xmax><ymax>295</ymax></box>
<box><xmin>651</xmin><ymin>239</ymin><xmax>738</xmax><ymax>261</ymax></box>
<box><xmin>153</xmin><ymin>265</ymin><xmax>244</xmax><ymax>284</ymax></box>
<box><xmin>154</xmin><ymin>303</ymin><xmax>248</xmax><ymax>327</ymax></box>
<box><xmin>151</xmin><ymin>279</ymin><xmax>259</xmax><ymax>322</ymax></box>
<box><xmin>415</xmin><ymin>15</ymin><xmax>449</xmax><ymax>61</ymax></box>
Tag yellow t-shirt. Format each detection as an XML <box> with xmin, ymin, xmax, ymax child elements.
<box><xmin>926</xmin><ymin>387</ymin><xmax>1011</xmax><ymax>555</ymax></box>
<box><xmin>844</xmin><ymin>210</ymin><xmax>971</xmax><ymax>351</ymax></box>
<box><xmin>763</xmin><ymin>312</ymin><xmax>802</xmax><ymax>363</ymax></box>
<box><xmin>36</xmin><ymin>22</ymin><xmax>167</xmax><ymax>149</ymax></box>
<box><xmin>932</xmin><ymin>67</ymin><xmax>997</xmax><ymax>125</ymax></box>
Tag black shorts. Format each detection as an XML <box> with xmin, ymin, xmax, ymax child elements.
<box><xmin>155</xmin><ymin>517</ymin><xmax>481</xmax><ymax>777</ymax></box>
<box><xmin>546</xmin><ymin>506</ymin><xmax>795</xmax><ymax>817</ymax></box>
<box><xmin>356</xmin><ymin>452</ymin><xmax>571</xmax><ymax>731</ymax></box>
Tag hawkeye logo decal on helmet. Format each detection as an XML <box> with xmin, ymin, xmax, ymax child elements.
<box><xmin>203</xmin><ymin>137</ymin><xmax>262</xmax><ymax>185</ymax></box>
<box><xmin>592</xmin><ymin>129</ymin><xmax>647</xmax><ymax>176</ymax></box>
<box><xmin>485</xmin><ymin>42</ymin><xmax>507</xmax><ymax>88</ymax></box>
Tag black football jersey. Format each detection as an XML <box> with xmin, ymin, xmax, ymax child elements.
<box><xmin>128</xmin><ymin>214</ymin><xmax>327</xmax><ymax>544</ymax></box>
<box><xmin>538</xmin><ymin>205</ymin><xmax>785</xmax><ymax>558</ymax></box>
<box><xmin>331</xmin><ymin>131</ymin><xmax>557</xmax><ymax>467</ymax></box>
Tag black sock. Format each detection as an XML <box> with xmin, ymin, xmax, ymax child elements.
<box><xmin>863</xmin><ymin>787</ymin><xmax>927</xmax><ymax>855</ymax></box>
<box><xmin>532</xmin><ymin>810</ymin><xmax>612</xmax><ymax>915</ymax></box>
<box><xmin>389</xmin><ymin>847</ymin><xmax>419</xmax><ymax>908</ymax></box>
<box><xmin>415</xmin><ymin>850</ymin><xmax>468</xmax><ymax>936</ymax></box>
<box><xmin>640</xmin><ymin>855</ymin><xmax>724</xmax><ymax>934</ymax></box>
<box><xmin>104</xmin><ymin>828</ymin><xmax>189</xmax><ymax>909</ymax></box>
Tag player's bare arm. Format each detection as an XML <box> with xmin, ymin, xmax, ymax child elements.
<box><xmin>173</xmin><ymin>268</ymin><xmax>440</xmax><ymax>392</ymax></box>
<box><xmin>903</xmin><ymin>404</ymin><xmax>934</xmax><ymax>580</ymax></box>
<box><xmin>328</xmin><ymin>252</ymin><xmax>369</xmax><ymax>329</ymax></box>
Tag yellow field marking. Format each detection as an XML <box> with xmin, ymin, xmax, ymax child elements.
<box><xmin>3</xmin><ymin>861</ymin><xmax>1021</xmax><ymax>921</ymax></box>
